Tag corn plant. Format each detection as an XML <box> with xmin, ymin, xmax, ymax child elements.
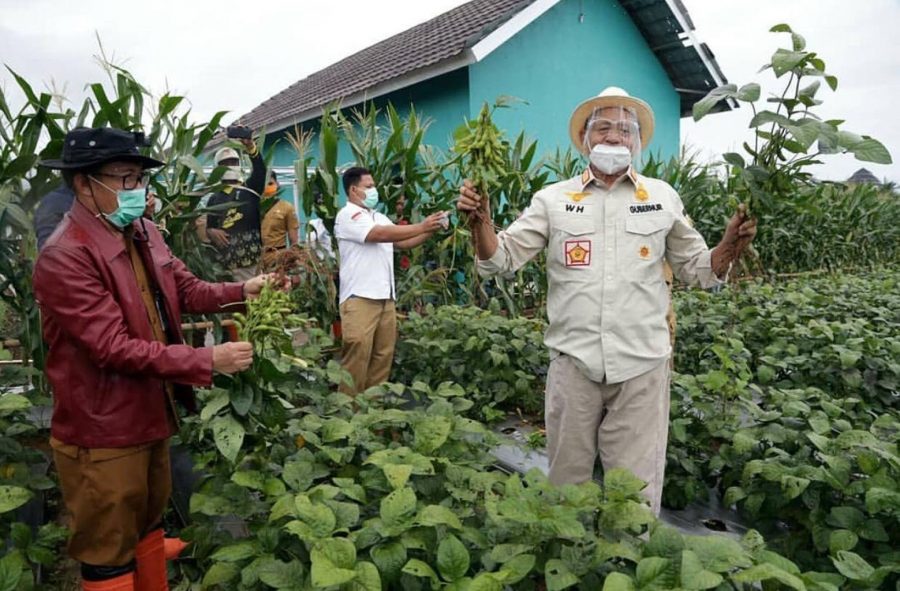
<box><xmin>0</xmin><ymin>69</ymin><xmax>72</xmax><ymax>389</ymax></box>
<box><xmin>340</xmin><ymin>103</ymin><xmax>438</xmax><ymax>219</ymax></box>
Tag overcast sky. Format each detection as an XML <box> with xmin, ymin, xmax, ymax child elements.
<box><xmin>1</xmin><ymin>0</ymin><xmax>897</xmax><ymax>182</ymax></box>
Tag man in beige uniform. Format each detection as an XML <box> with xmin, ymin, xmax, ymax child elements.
<box><xmin>260</xmin><ymin>171</ymin><xmax>300</xmax><ymax>271</ymax></box>
<box><xmin>458</xmin><ymin>87</ymin><xmax>756</xmax><ymax>514</ymax></box>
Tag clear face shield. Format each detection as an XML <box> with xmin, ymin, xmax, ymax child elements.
<box><xmin>582</xmin><ymin>106</ymin><xmax>642</xmax><ymax>174</ymax></box>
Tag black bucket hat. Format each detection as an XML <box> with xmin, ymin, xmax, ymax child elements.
<box><xmin>39</xmin><ymin>127</ymin><xmax>165</xmax><ymax>170</ymax></box>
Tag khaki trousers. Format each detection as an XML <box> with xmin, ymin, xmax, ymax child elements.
<box><xmin>51</xmin><ymin>438</ymin><xmax>171</xmax><ymax>566</ymax></box>
<box><xmin>339</xmin><ymin>297</ymin><xmax>397</xmax><ymax>394</ymax></box>
<box><xmin>232</xmin><ymin>264</ymin><xmax>258</xmax><ymax>282</ymax></box>
<box><xmin>545</xmin><ymin>356</ymin><xmax>670</xmax><ymax>515</ymax></box>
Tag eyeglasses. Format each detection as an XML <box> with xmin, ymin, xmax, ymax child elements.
<box><xmin>93</xmin><ymin>171</ymin><xmax>150</xmax><ymax>190</ymax></box>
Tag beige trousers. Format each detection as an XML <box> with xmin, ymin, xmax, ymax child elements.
<box><xmin>232</xmin><ymin>264</ymin><xmax>258</xmax><ymax>282</ymax></box>
<box><xmin>339</xmin><ymin>297</ymin><xmax>397</xmax><ymax>394</ymax></box>
<box><xmin>545</xmin><ymin>355</ymin><xmax>670</xmax><ymax>515</ymax></box>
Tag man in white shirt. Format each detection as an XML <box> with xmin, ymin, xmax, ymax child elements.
<box><xmin>334</xmin><ymin>167</ymin><xmax>446</xmax><ymax>394</ymax></box>
<box><xmin>457</xmin><ymin>87</ymin><xmax>757</xmax><ymax>514</ymax></box>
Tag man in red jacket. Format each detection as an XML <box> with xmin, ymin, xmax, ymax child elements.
<box><xmin>33</xmin><ymin>127</ymin><xmax>272</xmax><ymax>591</ymax></box>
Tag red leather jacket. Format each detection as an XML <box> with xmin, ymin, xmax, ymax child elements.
<box><xmin>33</xmin><ymin>202</ymin><xmax>245</xmax><ymax>448</ymax></box>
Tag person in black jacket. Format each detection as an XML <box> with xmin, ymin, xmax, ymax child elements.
<box><xmin>35</xmin><ymin>185</ymin><xmax>158</xmax><ymax>250</ymax></box>
<box><xmin>205</xmin><ymin>128</ymin><xmax>266</xmax><ymax>281</ymax></box>
<box><xmin>34</xmin><ymin>184</ymin><xmax>76</xmax><ymax>250</ymax></box>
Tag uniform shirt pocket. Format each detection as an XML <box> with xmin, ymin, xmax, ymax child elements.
<box><xmin>621</xmin><ymin>214</ymin><xmax>672</xmax><ymax>283</ymax></box>
<box><xmin>549</xmin><ymin>216</ymin><xmax>596</xmax><ymax>281</ymax></box>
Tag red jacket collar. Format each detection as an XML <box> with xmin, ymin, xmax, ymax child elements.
<box><xmin>68</xmin><ymin>200</ymin><xmax>144</xmax><ymax>261</ymax></box>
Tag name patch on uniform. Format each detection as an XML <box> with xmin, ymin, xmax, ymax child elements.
<box><xmin>351</xmin><ymin>211</ymin><xmax>363</xmax><ymax>220</ymax></box>
<box><xmin>629</xmin><ymin>203</ymin><xmax>663</xmax><ymax>214</ymax></box>
<box><xmin>565</xmin><ymin>240</ymin><xmax>591</xmax><ymax>266</ymax></box>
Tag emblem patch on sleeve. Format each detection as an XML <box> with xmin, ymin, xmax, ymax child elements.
<box><xmin>565</xmin><ymin>240</ymin><xmax>592</xmax><ymax>266</ymax></box>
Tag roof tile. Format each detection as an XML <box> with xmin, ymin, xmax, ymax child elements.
<box><xmin>237</xmin><ymin>0</ymin><xmax>532</xmax><ymax>129</ymax></box>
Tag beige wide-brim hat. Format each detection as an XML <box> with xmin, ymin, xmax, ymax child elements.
<box><xmin>568</xmin><ymin>86</ymin><xmax>655</xmax><ymax>154</ymax></box>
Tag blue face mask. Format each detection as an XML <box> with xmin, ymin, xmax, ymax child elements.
<box><xmin>362</xmin><ymin>187</ymin><xmax>379</xmax><ymax>209</ymax></box>
<box><xmin>91</xmin><ymin>177</ymin><xmax>147</xmax><ymax>229</ymax></box>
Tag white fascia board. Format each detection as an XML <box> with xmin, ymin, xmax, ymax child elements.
<box><xmin>661</xmin><ymin>0</ymin><xmax>731</xmax><ymax>92</ymax></box>
<box><xmin>469</xmin><ymin>0</ymin><xmax>563</xmax><ymax>62</ymax></box>
<box><xmin>263</xmin><ymin>53</ymin><xmax>475</xmax><ymax>134</ymax></box>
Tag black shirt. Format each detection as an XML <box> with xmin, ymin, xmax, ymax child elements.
<box><xmin>206</xmin><ymin>149</ymin><xmax>266</xmax><ymax>270</ymax></box>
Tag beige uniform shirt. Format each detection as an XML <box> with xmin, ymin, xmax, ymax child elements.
<box><xmin>478</xmin><ymin>167</ymin><xmax>722</xmax><ymax>384</ymax></box>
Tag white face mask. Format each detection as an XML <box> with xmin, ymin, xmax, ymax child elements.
<box><xmin>589</xmin><ymin>144</ymin><xmax>633</xmax><ymax>175</ymax></box>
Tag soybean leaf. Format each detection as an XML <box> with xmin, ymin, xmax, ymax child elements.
<box><xmin>437</xmin><ymin>534</ymin><xmax>470</xmax><ymax>582</ymax></box>
<box><xmin>311</xmin><ymin>540</ymin><xmax>357</xmax><ymax>587</ymax></box>
<box><xmin>382</xmin><ymin>464</ymin><xmax>413</xmax><ymax>489</ymax></box>
<box><xmin>380</xmin><ymin>487</ymin><xmax>417</xmax><ymax>525</ymax></box>
<box><xmin>413</xmin><ymin>415</ymin><xmax>452</xmax><ymax>453</ymax></box>
<box><xmin>635</xmin><ymin>557</ymin><xmax>675</xmax><ymax>589</ymax></box>
<box><xmin>402</xmin><ymin>559</ymin><xmax>439</xmax><ymax>586</ymax></box>
<box><xmin>681</xmin><ymin>550</ymin><xmax>723</xmax><ymax>590</ymax></box>
<box><xmin>771</xmin><ymin>49</ymin><xmax>807</xmax><ymax>77</ymax></box>
<box><xmin>346</xmin><ymin>561</ymin><xmax>381</xmax><ymax>591</ymax></box>
<box><xmin>850</xmin><ymin>138</ymin><xmax>892</xmax><ymax>164</ymax></box>
<box><xmin>370</xmin><ymin>541</ymin><xmax>406</xmax><ymax>583</ymax></box>
<box><xmin>500</xmin><ymin>554</ymin><xmax>536</xmax><ymax>585</ymax></box>
<box><xmin>737</xmin><ymin>83</ymin><xmax>761</xmax><ymax>102</ymax></box>
<box><xmin>210</xmin><ymin>541</ymin><xmax>258</xmax><ymax>562</ymax></box>
<box><xmin>202</xmin><ymin>563</ymin><xmax>240</xmax><ymax>587</ymax></box>
<box><xmin>417</xmin><ymin>504</ymin><xmax>463</xmax><ymax>530</ymax></box>
<box><xmin>602</xmin><ymin>572</ymin><xmax>635</xmax><ymax>591</ymax></box>
<box><xmin>257</xmin><ymin>559</ymin><xmax>306</xmax><ymax>590</ymax></box>
<box><xmin>545</xmin><ymin>559</ymin><xmax>579</xmax><ymax>591</ymax></box>
<box><xmin>0</xmin><ymin>553</ymin><xmax>23</xmax><ymax>591</ymax></box>
<box><xmin>692</xmin><ymin>84</ymin><xmax>737</xmax><ymax>121</ymax></box>
<box><xmin>828</xmin><ymin>530</ymin><xmax>858</xmax><ymax>554</ymax></box>
<box><xmin>831</xmin><ymin>551</ymin><xmax>875</xmax><ymax>581</ymax></box>
<box><xmin>210</xmin><ymin>413</ymin><xmax>244</xmax><ymax>463</ymax></box>
<box><xmin>200</xmin><ymin>388</ymin><xmax>230</xmax><ymax>421</ymax></box>
<box><xmin>732</xmin><ymin>564</ymin><xmax>805</xmax><ymax>590</ymax></box>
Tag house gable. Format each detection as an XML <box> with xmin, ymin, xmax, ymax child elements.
<box><xmin>468</xmin><ymin>0</ymin><xmax>681</xmax><ymax>160</ymax></box>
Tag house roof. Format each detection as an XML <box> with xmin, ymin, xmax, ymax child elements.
<box><xmin>236</xmin><ymin>0</ymin><xmax>730</xmax><ymax>132</ymax></box>
<box><xmin>846</xmin><ymin>168</ymin><xmax>881</xmax><ymax>185</ymax></box>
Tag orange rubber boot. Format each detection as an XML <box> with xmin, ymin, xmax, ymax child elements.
<box><xmin>82</xmin><ymin>572</ymin><xmax>135</xmax><ymax>591</ymax></box>
<box><xmin>163</xmin><ymin>537</ymin><xmax>188</xmax><ymax>560</ymax></box>
<box><xmin>134</xmin><ymin>529</ymin><xmax>168</xmax><ymax>591</ymax></box>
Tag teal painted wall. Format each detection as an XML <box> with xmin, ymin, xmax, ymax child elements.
<box><xmin>378</xmin><ymin>67</ymin><xmax>471</xmax><ymax>155</ymax></box>
<box><xmin>468</xmin><ymin>0</ymin><xmax>680</xmax><ymax>164</ymax></box>
<box><xmin>259</xmin><ymin>0</ymin><xmax>684</xmax><ymax>219</ymax></box>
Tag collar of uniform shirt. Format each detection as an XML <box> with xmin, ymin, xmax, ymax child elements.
<box><xmin>579</xmin><ymin>166</ymin><xmax>640</xmax><ymax>191</ymax></box>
